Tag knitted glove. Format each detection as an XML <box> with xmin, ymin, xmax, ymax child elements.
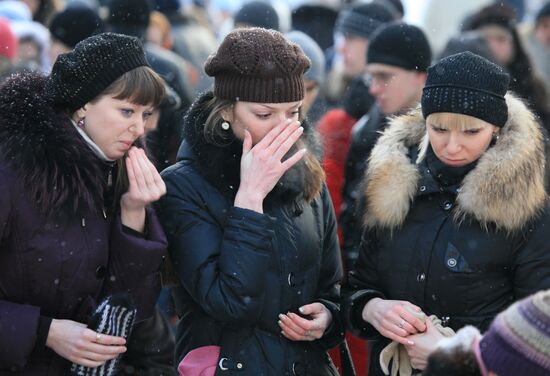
<box><xmin>68</xmin><ymin>293</ymin><xmax>137</xmax><ymax>376</ymax></box>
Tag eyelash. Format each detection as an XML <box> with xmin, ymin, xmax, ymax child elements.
<box><xmin>122</xmin><ymin>109</ymin><xmax>154</xmax><ymax>120</ymax></box>
<box><xmin>255</xmin><ymin>111</ymin><xmax>300</xmax><ymax>120</ymax></box>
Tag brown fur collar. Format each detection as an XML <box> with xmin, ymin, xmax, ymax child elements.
<box><xmin>363</xmin><ymin>94</ymin><xmax>547</xmax><ymax>233</ymax></box>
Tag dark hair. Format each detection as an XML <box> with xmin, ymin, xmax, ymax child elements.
<box><xmin>96</xmin><ymin>66</ymin><xmax>165</xmax><ymax>108</ymax></box>
<box><xmin>422</xmin><ymin>347</ymin><xmax>482</xmax><ymax>376</ymax></box>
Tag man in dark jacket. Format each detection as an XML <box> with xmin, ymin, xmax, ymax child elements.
<box><xmin>340</xmin><ymin>22</ymin><xmax>431</xmax><ymax>271</ymax></box>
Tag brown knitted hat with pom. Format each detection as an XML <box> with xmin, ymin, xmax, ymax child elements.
<box><xmin>204</xmin><ymin>27</ymin><xmax>311</xmax><ymax>103</ymax></box>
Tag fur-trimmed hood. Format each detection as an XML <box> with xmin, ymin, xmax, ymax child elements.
<box><xmin>178</xmin><ymin>91</ymin><xmax>323</xmax><ymax>206</ymax></box>
<box><xmin>0</xmin><ymin>72</ymin><xmax>107</xmax><ymax>216</ymax></box>
<box><xmin>363</xmin><ymin>94</ymin><xmax>547</xmax><ymax>233</ymax></box>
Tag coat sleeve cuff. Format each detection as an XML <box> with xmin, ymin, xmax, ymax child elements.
<box><xmin>317</xmin><ymin>299</ymin><xmax>345</xmax><ymax>350</ymax></box>
<box><xmin>343</xmin><ymin>289</ymin><xmax>385</xmax><ymax>339</ymax></box>
<box><xmin>0</xmin><ymin>301</ymin><xmax>40</xmax><ymax>370</ymax></box>
<box><xmin>33</xmin><ymin>316</ymin><xmax>52</xmax><ymax>353</ymax></box>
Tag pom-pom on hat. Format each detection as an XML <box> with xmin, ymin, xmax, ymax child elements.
<box><xmin>421</xmin><ymin>51</ymin><xmax>510</xmax><ymax>127</ymax></box>
<box><xmin>204</xmin><ymin>27</ymin><xmax>310</xmax><ymax>103</ymax></box>
<box><xmin>46</xmin><ymin>33</ymin><xmax>149</xmax><ymax>112</ymax></box>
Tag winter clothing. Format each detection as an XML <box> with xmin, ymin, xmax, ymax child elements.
<box><xmin>48</xmin><ymin>4</ymin><xmax>104</xmax><ymax>49</ymax></box>
<box><xmin>46</xmin><ymin>33</ymin><xmax>149</xmax><ymax>112</ymax></box>
<box><xmin>0</xmin><ymin>72</ymin><xmax>167</xmax><ymax>374</ymax></box>
<box><xmin>335</xmin><ymin>2</ymin><xmax>394</xmax><ymax>39</ymax></box>
<box><xmin>340</xmin><ymin>105</ymin><xmax>388</xmax><ymax>272</ymax></box>
<box><xmin>0</xmin><ymin>17</ymin><xmax>17</xmax><ymax>59</ymax></box>
<box><xmin>422</xmin><ymin>51</ymin><xmax>510</xmax><ymax>128</ymax></box>
<box><xmin>291</xmin><ymin>5</ymin><xmax>338</xmax><ymax>51</ymax></box>
<box><xmin>438</xmin><ymin>31</ymin><xmax>496</xmax><ymax>63</ymax></box>
<box><xmin>536</xmin><ymin>2</ymin><xmax>550</xmax><ymax>24</ymax></box>
<box><xmin>108</xmin><ymin>0</ymin><xmax>151</xmax><ymax>36</ymax></box>
<box><xmin>367</xmin><ymin>22</ymin><xmax>432</xmax><ymax>72</ymax></box>
<box><xmin>204</xmin><ymin>28</ymin><xmax>310</xmax><ymax>103</ymax></box>
<box><xmin>343</xmin><ymin>95</ymin><xmax>550</xmax><ymax>376</ymax></box>
<box><xmin>234</xmin><ymin>1</ymin><xmax>279</xmax><ymax>31</ymax></box>
<box><xmin>286</xmin><ymin>31</ymin><xmax>325</xmax><ymax>85</ymax></box>
<box><xmin>478</xmin><ymin>289</ymin><xmax>550</xmax><ymax>376</ymax></box>
<box><xmin>156</xmin><ymin>92</ymin><xmax>344</xmax><ymax>375</ymax></box>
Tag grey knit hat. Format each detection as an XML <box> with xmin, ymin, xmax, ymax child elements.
<box><xmin>285</xmin><ymin>31</ymin><xmax>325</xmax><ymax>85</ymax></box>
<box><xmin>46</xmin><ymin>32</ymin><xmax>149</xmax><ymax>112</ymax></box>
<box><xmin>204</xmin><ymin>28</ymin><xmax>310</xmax><ymax>103</ymax></box>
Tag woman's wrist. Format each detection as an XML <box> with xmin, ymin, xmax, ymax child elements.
<box><xmin>120</xmin><ymin>206</ymin><xmax>146</xmax><ymax>233</ymax></box>
<box><xmin>234</xmin><ymin>189</ymin><xmax>264</xmax><ymax>213</ymax></box>
<box><xmin>362</xmin><ymin>297</ymin><xmax>382</xmax><ymax>325</ymax></box>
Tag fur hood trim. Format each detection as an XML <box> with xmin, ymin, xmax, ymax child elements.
<box><xmin>364</xmin><ymin>94</ymin><xmax>546</xmax><ymax>232</ymax></box>
<box><xmin>0</xmin><ymin>72</ymin><xmax>106</xmax><ymax>216</ymax></box>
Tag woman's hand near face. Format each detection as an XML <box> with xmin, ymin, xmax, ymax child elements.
<box><xmin>278</xmin><ymin>302</ymin><xmax>332</xmax><ymax>341</ymax></box>
<box><xmin>362</xmin><ymin>298</ymin><xmax>427</xmax><ymax>345</ymax></box>
<box><xmin>120</xmin><ymin>147</ymin><xmax>166</xmax><ymax>232</ymax></box>
<box><xmin>46</xmin><ymin>319</ymin><xmax>127</xmax><ymax>368</ymax></box>
<box><xmin>234</xmin><ymin>119</ymin><xmax>306</xmax><ymax>213</ymax></box>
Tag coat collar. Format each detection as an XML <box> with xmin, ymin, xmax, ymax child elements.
<box><xmin>363</xmin><ymin>94</ymin><xmax>547</xmax><ymax>233</ymax></box>
<box><xmin>0</xmin><ymin>72</ymin><xmax>107</xmax><ymax>216</ymax></box>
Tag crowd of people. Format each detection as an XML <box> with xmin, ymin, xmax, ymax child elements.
<box><xmin>1</xmin><ymin>0</ymin><xmax>550</xmax><ymax>375</ymax></box>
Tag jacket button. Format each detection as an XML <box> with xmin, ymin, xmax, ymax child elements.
<box><xmin>443</xmin><ymin>201</ymin><xmax>453</xmax><ymax>210</ymax></box>
<box><xmin>417</xmin><ymin>273</ymin><xmax>426</xmax><ymax>282</ymax></box>
<box><xmin>95</xmin><ymin>265</ymin><xmax>107</xmax><ymax>279</ymax></box>
<box><xmin>447</xmin><ymin>258</ymin><xmax>457</xmax><ymax>268</ymax></box>
<box><xmin>419</xmin><ymin>185</ymin><xmax>426</xmax><ymax>192</ymax></box>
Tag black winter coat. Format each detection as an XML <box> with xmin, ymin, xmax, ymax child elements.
<box><xmin>343</xmin><ymin>95</ymin><xmax>550</xmax><ymax>376</ymax></box>
<box><xmin>156</xmin><ymin>93</ymin><xmax>344</xmax><ymax>376</ymax></box>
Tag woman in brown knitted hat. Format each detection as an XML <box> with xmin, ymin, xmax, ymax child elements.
<box><xmin>156</xmin><ymin>27</ymin><xmax>344</xmax><ymax>375</ymax></box>
<box><xmin>0</xmin><ymin>33</ymin><xmax>168</xmax><ymax>373</ymax></box>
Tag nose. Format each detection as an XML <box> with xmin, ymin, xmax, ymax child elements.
<box><xmin>130</xmin><ymin>118</ymin><xmax>146</xmax><ymax>137</ymax></box>
<box><xmin>445</xmin><ymin>133</ymin><xmax>462</xmax><ymax>154</ymax></box>
<box><xmin>369</xmin><ymin>80</ymin><xmax>382</xmax><ymax>96</ymax></box>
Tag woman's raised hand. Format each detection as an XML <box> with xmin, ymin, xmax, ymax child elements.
<box><xmin>46</xmin><ymin>319</ymin><xmax>126</xmax><ymax>368</ymax></box>
<box><xmin>120</xmin><ymin>147</ymin><xmax>166</xmax><ymax>232</ymax></box>
<box><xmin>362</xmin><ymin>298</ymin><xmax>427</xmax><ymax>345</ymax></box>
<box><xmin>234</xmin><ymin>119</ymin><xmax>306</xmax><ymax>213</ymax></box>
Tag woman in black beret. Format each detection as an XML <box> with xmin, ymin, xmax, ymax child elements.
<box><xmin>343</xmin><ymin>51</ymin><xmax>550</xmax><ymax>375</ymax></box>
<box><xmin>156</xmin><ymin>27</ymin><xmax>344</xmax><ymax>375</ymax></box>
<box><xmin>0</xmin><ymin>32</ymin><xmax>167</xmax><ymax>373</ymax></box>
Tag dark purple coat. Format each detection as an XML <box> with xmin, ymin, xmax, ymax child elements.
<box><xmin>0</xmin><ymin>73</ymin><xmax>167</xmax><ymax>374</ymax></box>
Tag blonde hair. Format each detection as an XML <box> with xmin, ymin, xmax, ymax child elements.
<box><xmin>425</xmin><ymin>112</ymin><xmax>494</xmax><ymax>131</ymax></box>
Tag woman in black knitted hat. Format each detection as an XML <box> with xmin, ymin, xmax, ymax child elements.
<box><xmin>156</xmin><ymin>27</ymin><xmax>344</xmax><ymax>375</ymax></box>
<box><xmin>0</xmin><ymin>32</ymin><xmax>168</xmax><ymax>373</ymax></box>
<box><xmin>343</xmin><ymin>51</ymin><xmax>550</xmax><ymax>375</ymax></box>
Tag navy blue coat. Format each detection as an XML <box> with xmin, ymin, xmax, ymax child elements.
<box><xmin>157</xmin><ymin>93</ymin><xmax>344</xmax><ymax>375</ymax></box>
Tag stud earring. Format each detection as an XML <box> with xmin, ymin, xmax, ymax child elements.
<box><xmin>77</xmin><ymin>117</ymin><xmax>86</xmax><ymax>128</ymax></box>
<box><xmin>493</xmin><ymin>132</ymin><xmax>500</xmax><ymax>141</ymax></box>
<box><xmin>221</xmin><ymin>120</ymin><xmax>230</xmax><ymax>130</ymax></box>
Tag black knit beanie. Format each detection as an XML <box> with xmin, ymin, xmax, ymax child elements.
<box><xmin>536</xmin><ymin>2</ymin><xmax>550</xmax><ymax>24</ymax></box>
<box><xmin>49</xmin><ymin>5</ymin><xmax>105</xmax><ymax>48</ymax></box>
<box><xmin>108</xmin><ymin>0</ymin><xmax>151</xmax><ymax>37</ymax></box>
<box><xmin>46</xmin><ymin>33</ymin><xmax>149</xmax><ymax>112</ymax></box>
<box><xmin>335</xmin><ymin>2</ymin><xmax>395</xmax><ymax>39</ymax></box>
<box><xmin>234</xmin><ymin>1</ymin><xmax>279</xmax><ymax>31</ymax></box>
<box><xmin>367</xmin><ymin>22</ymin><xmax>432</xmax><ymax>72</ymax></box>
<box><xmin>204</xmin><ymin>28</ymin><xmax>310</xmax><ymax>103</ymax></box>
<box><xmin>422</xmin><ymin>51</ymin><xmax>510</xmax><ymax>127</ymax></box>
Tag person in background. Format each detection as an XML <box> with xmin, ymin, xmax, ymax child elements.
<box><xmin>464</xmin><ymin>3</ymin><xmax>550</xmax><ymax>131</ymax></box>
<box><xmin>0</xmin><ymin>17</ymin><xmax>18</xmax><ymax>80</ymax></box>
<box><xmin>0</xmin><ymin>32</ymin><xmax>167</xmax><ymax>374</ymax></box>
<box><xmin>156</xmin><ymin>27</ymin><xmax>344</xmax><ymax>375</ymax></box>
<box><xmin>285</xmin><ymin>30</ymin><xmax>326</xmax><ymax>122</ymax></box>
<box><xmin>343</xmin><ymin>51</ymin><xmax>550</xmax><ymax>376</ymax></box>
<box><xmin>522</xmin><ymin>1</ymin><xmax>550</xmax><ymax>95</ymax></box>
<box><xmin>340</xmin><ymin>21</ymin><xmax>431</xmax><ymax>273</ymax></box>
<box><xmin>233</xmin><ymin>0</ymin><xmax>279</xmax><ymax>30</ymax></box>
<box><xmin>423</xmin><ymin>289</ymin><xmax>550</xmax><ymax>376</ymax></box>
<box><xmin>47</xmin><ymin>4</ymin><xmax>104</xmax><ymax>66</ymax></box>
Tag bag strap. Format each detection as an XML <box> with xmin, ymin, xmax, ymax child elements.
<box><xmin>339</xmin><ymin>339</ymin><xmax>357</xmax><ymax>376</ymax></box>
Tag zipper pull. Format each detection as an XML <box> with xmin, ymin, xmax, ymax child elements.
<box><xmin>107</xmin><ymin>168</ymin><xmax>113</xmax><ymax>188</ymax></box>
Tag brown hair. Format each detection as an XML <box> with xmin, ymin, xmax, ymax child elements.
<box><xmin>98</xmin><ymin>65</ymin><xmax>165</xmax><ymax>108</ymax></box>
<box><xmin>201</xmin><ymin>95</ymin><xmax>325</xmax><ymax>203</ymax></box>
